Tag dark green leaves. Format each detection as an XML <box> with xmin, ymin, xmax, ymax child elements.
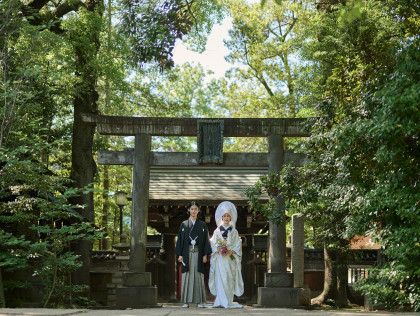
<box><xmin>0</xmin><ymin>130</ymin><xmax>104</xmax><ymax>307</ymax></box>
<box><xmin>121</xmin><ymin>0</ymin><xmax>194</xmax><ymax>70</ymax></box>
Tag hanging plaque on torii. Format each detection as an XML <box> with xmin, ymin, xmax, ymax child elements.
<box><xmin>197</xmin><ymin>119</ymin><xmax>224</xmax><ymax>164</ymax></box>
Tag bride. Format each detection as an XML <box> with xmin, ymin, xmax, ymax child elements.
<box><xmin>208</xmin><ymin>201</ymin><xmax>244</xmax><ymax>308</ymax></box>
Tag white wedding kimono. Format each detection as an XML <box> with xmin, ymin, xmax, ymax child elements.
<box><xmin>209</xmin><ymin>226</ymin><xmax>244</xmax><ymax>308</ymax></box>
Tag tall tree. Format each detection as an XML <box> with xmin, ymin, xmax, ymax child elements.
<box><xmin>300</xmin><ymin>0</ymin><xmax>419</xmax><ymax>308</ymax></box>
<box><xmin>66</xmin><ymin>2</ymin><xmax>104</xmax><ymax>290</ymax></box>
<box><xmin>15</xmin><ymin>0</ymin><xmax>104</xmax><ymax>292</ymax></box>
<box><xmin>288</xmin><ymin>0</ymin><xmax>418</xmax><ymax>309</ymax></box>
<box><xmin>223</xmin><ymin>0</ymin><xmax>313</xmax><ymax>118</ymax></box>
<box><xmin>348</xmin><ymin>38</ymin><xmax>420</xmax><ymax>311</ymax></box>
<box><xmin>247</xmin><ymin>0</ymin><xmax>419</xmax><ymax>309</ymax></box>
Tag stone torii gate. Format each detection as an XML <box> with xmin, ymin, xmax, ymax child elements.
<box><xmin>82</xmin><ymin>114</ymin><xmax>311</xmax><ymax>308</ymax></box>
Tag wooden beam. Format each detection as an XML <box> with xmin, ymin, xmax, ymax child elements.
<box><xmin>97</xmin><ymin>150</ymin><xmax>308</xmax><ymax>167</ymax></box>
<box><xmin>82</xmin><ymin>114</ymin><xmax>312</xmax><ymax>137</ymax></box>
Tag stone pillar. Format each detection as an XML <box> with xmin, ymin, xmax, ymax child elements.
<box><xmin>257</xmin><ymin>134</ymin><xmax>300</xmax><ymax>307</ymax></box>
<box><xmin>242</xmin><ymin>235</ymin><xmax>253</xmax><ymax>303</ymax></box>
<box><xmin>292</xmin><ymin>214</ymin><xmax>304</xmax><ymax>287</ymax></box>
<box><xmin>267</xmin><ymin>134</ymin><xmax>287</xmax><ymax>273</ymax></box>
<box><xmin>116</xmin><ymin>133</ymin><xmax>159</xmax><ymax>308</ymax></box>
<box><xmin>161</xmin><ymin>234</ymin><xmax>176</xmax><ymax>301</ymax></box>
<box><xmin>129</xmin><ymin>133</ymin><xmax>150</xmax><ymax>273</ymax></box>
<box><xmin>292</xmin><ymin>214</ymin><xmax>311</xmax><ymax>306</ymax></box>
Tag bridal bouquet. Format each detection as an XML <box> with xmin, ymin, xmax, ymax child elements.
<box><xmin>216</xmin><ymin>237</ymin><xmax>235</xmax><ymax>260</ymax></box>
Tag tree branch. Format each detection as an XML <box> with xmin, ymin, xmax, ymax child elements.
<box><xmin>21</xmin><ymin>0</ymin><xmax>84</xmax><ymax>34</ymax></box>
<box><xmin>54</xmin><ymin>1</ymin><xmax>84</xmax><ymax>19</ymax></box>
<box><xmin>25</xmin><ymin>0</ymin><xmax>50</xmax><ymax>11</ymax></box>
<box><xmin>282</xmin><ymin>16</ymin><xmax>297</xmax><ymax>41</ymax></box>
<box><xmin>242</xmin><ymin>38</ymin><xmax>275</xmax><ymax>97</ymax></box>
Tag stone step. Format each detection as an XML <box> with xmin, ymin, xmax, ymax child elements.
<box><xmin>111</xmin><ymin>277</ymin><xmax>123</xmax><ymax>284</ymax></box>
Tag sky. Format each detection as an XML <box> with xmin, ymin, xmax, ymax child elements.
<box><xmin>172</xmin><ymin>18</ymin><xmax>233</xmax><ymax>79</ymax></box>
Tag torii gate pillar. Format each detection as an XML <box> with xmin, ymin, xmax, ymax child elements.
<box><xmin>115</xmin><ymin>133</ymin><xmax>158</xmax><ymax>308</ymax></box>
<box><xmin>257</xmin><ymin>134</ymin><xmax>301</xmax><ymax>307</ymax></box>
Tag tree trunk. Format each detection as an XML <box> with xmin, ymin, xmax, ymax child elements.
<box><xmin>99</xmin><ymin>0</ymin><xmax>112</xmax><ymax>251</ymax></box>
<box><xmin>69</xmin><ymin>70</ymin><xmax>97</xmax><ymax>294</ymax></box>
<box><xmin>69</xmin><ymin>0</ymin><xmax>103</xmax><ymax>295</ymax></box>
<box><xmin>312</xmin><ymin>247</ymin><xmax>338</xmax><ymax>305</ymax></box>
<box><xmin>336</xmin><ymin>250</ymin><xmax>349</xmax><ymax>307</ymax></box>
<box><xmin>0</xmin><ymin>268</ymin><xmax>5</xmax><ymax>307</ymax></box>
<box><xmin>101</xmin><ymin>164</ymin><xmax>110</xmax><ymax>250</ymax></box>
<box><xmin>112</xmin><ymin>205</ymin><xmax>118</xmax><ymax>246</ymax></box>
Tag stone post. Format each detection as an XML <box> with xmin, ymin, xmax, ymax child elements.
<box><xmin>268</xmin><ymin>198</ymin><xmax>287</xmax><ymax>273</ymax></box>
<box><xmin>116</xmin><ymin>133</ymin><xmax>158</xmax><ymax>308</ymax></box>
<box><xmin>257</xmin><ymin>134</ymin><xmax>300</xmax><ymax>307</ymax></box>
<box><xmin>267</xmin><ymin>134</ymin><xmax>287</xmax><ymax>274</ymax></box>
<box><xmin>242</xmin><ymin>235</ymin><xmax>253</xmax><ymax>303</ymax></box>
<box><xmin>292</xmin><ymin>214</ymin><xmax>304</xmax><ymax>287</ymax></box>
<box><xmin>129</xmin><ymin>133</ymin><xmax>150</xmax><ymax>273</ymax></box>
<box><xmin>292</xmin><ymin>213</ymin><xmax>311</xmax><ymax>306</ymax></box>
<box><xmin>161</xmin><ymin>234</ymin><xmax>176</xmax><ymax>301</ymax></box>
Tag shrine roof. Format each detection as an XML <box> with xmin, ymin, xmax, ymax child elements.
<box><xmin>148</xmin><ymin>166</ymin><xmax>268</xmax><ymax>204</ymax></box>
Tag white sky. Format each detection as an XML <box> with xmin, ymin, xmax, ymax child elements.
<box><xmin>172</xmin><ymin>18</ymin><xmax>233</xmax><ymax>79</ymax></box>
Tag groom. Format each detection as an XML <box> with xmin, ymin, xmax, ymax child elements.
<box><xmin>175</xmin><ymin>201</ymin><xmax>212</xmax><ymax>307</ymax></box>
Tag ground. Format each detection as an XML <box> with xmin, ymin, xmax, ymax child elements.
<box><xmin>0</xmin><ymin>304</ymin><xmax>419</xmax><ymax>316</ymax></box>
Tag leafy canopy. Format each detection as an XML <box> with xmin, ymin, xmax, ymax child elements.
<box><xmin>120</xmin><ymin>0</ymin><xmax>224</xmax><ymax>70</ymax></box>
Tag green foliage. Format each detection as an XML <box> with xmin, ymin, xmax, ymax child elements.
<box><xmin>62</xmin><ymin>6</ymin><xmax>103</xmax><ymax>93</ymax></box>
<box><xmin>245</xmin><ymin>171</ymin><xmax>290</xmax><ymax>225</ymax></box>
<box><xmin>120</xmin><ymin>0</ymin><xmax>223</xmax><ymax>70</ymax></box>
<box><xmin>127</xmin><ymin>63</ymin><xmax>229</xmax><ymax>151</ymax></box>
<box><xmin>0</xmin><ymin>232</ymin><xmax>38</xmax><ymax>301</ymax></box>
<box><xmin>131</xmin><ymin>63</ymin><xmax>221</xmax><ymax>117</ymax></box>
<box><xmin>246</xmin><ymin>180</ymin><xmax>269</xmax><ymax>220</ymax></box>
<box><xmin>247</xmin><ymin>1</ymin><xmax>419</xmax><ymax>309</ymax></box>
<box><xmin>93</xmin><ymin>162</ymin><xmax>133</xmax><ymax>248</ymax></box>
<box><xmin>356</xmin><ymin>263</ymin><xmax>420</xmax><ymax>311</ymax></box>
<box><xmin>261</xmin><ymin>0</ymin><xmax>284</xmax><ymax>9</ymax></box>
<box><xmin>1</xmin><ymin>0</ymin><xmax>74</xmax><ymax>148</ymax></box>
<box><xmin>181</xmin><ymin>0</ymin><xmax>225</xmax><ymax>53</ymax></box>
<box><xmin>0</xmin><ymin>129</ymin><xmax>104</xmax><ymax>307</ymax></box>
<box><xmin>347</xmin><ymin>39</ymin><xmax>420</xmax><ymax>311</ymax></box>
<box><xmin>224</xmin><ymin>0</ymin><xmax>314</xmax><ymax>117</ymax></box>
<box><xmin>121</xmin><ymin>0</ymin><xmax>193</xmax><ymax>69</ymax></box>
<box><xmin>218</xmin><ymin>0</ymin><xmax>316</xmax><ymax>152</ymax></box>
<box><xmin>246</xmin><ymin>164</ymin><xmax>323</xmax><ymax>244</ymax></box>
<box><xmin>32</xmin><ymin>220</ymin><xmax>104</xmax><ymax>307</ymax></box>
<box><xmin>338</xmin><ymin>0</ymin><xmax>365</xmax><ymax>24</ymax></box>
<box><xmin>296</xmin><ymin>0</ymin><xmax>419</xmax><ymax>309</ymax></box>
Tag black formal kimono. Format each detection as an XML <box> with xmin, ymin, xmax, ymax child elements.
<box><xmin>175</xmin><ymin>218</ymin><xmax>212</xmax><ymax>274</ymax></box>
